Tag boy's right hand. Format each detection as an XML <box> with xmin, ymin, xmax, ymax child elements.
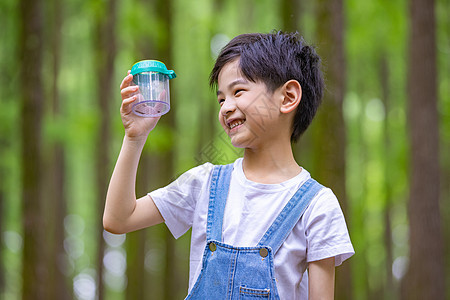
<box><xmin>120</xmin><ymin>70</ymin><xmax>161</xmax><ymax>141</ymax></box>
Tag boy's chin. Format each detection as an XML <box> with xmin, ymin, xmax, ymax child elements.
<box><xmin>230</xmin><ymin>142</ymin><xmax>246</xmax><ymax>149</ymax></box>
<box><xmin>229</xmin><ymin>136</ymin><xmax>253</xmax><ymax>149</ymax></box>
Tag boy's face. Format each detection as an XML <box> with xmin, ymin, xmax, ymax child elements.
<box><xmin>216</xmin><ymin>59</ymin><xmax>283</xmax><ymax>149</ymax></box>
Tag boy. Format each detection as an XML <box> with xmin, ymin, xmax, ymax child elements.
<box><xmin>104</xmin><ymin>31</ymin><xmax>354</xmax><ymax>299</ymax></box>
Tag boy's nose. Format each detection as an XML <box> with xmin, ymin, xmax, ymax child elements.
<box><xmin>220</xmin><ymin>97</ymin><xmax>236</xmax><ymax>116</ymax></box>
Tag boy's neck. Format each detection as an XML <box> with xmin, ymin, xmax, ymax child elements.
<box><xmin>242</xmin><ymin>143</ymin><xmax>301</xmax><ymax>184</ymax></box>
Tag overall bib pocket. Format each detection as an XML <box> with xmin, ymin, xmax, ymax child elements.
<box><xmin>239</xmin><ymin>286</ymin><xmax>270</xmax><ymax>299</ymax></box>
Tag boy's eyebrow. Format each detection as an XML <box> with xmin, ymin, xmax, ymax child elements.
<box><xmin>216</xmin><ymin>79</ymin><xmax>248</xmax><ymax>96</ymax></box>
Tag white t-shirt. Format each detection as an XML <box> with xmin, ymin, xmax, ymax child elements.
<box><xmin>150</xmin><ymin>158</ymin><xmax>354</xmax><ymax>299</ymax></box>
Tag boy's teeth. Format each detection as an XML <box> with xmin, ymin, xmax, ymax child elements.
<box><xmin>230</xmin><ymin>120</ymin><xmax>243</xmax><ymax>129</ymax></box>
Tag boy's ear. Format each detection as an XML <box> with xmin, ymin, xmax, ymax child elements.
<box><xmin>280</xmin><ymin>80</ymin><xmax>302</xmax><ymax>114</ymax></box>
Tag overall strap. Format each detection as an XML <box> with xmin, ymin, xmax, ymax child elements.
<box><xmin>206</xmin><ymin>164</ymin><xmax>233</xmax><ymax>242</ymax></box>
<box><xmin>257</xmin><ymin>178</ymin><xmax>323</xmax><ymax>254</ymax></box>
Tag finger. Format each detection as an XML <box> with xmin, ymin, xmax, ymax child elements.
<box><xmin>122</xmin><ymin>95</ymin><xmax>137</xmax><ymax>106</ymax></box>
<box><xmin>120</xmin><ymin>72</ymin><xmax>133</xmax><ymax>90</ymax></box>
<box><xmin>121</xmin><ymin>85</ymin><xmax>139</xmax><ymax>98</ymax></box>
<box><xmin>121</xmin><ymin>95</ymin><xmax>136</xmax><ymax>113</ymax></box>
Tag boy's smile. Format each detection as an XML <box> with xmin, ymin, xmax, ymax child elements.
<box><xmin>228</xmin><ymin>118</ymin><xmax>244</xmax><ymax>130</ymax></box>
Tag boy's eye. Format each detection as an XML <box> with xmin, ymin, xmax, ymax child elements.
<box><xmin>218</xmin><ymin>98</ymin><xmax>225</xmax><ymax>106</ymax></box>
<box><xmin>234</xmin><ymin>89</ymin><xmax>244</xmax><ymax>96</ymax></box>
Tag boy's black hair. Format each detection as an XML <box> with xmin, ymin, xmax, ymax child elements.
<box><xmin>210</xmin><ymin>31</ymin><xmax>324</xmax><ymax>142</ymax></box>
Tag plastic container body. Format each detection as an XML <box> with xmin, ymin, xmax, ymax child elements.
<box><xmin>132</xmin><ymin>71</ymin><xmax>170</xmax><ymax>117</ymax></box>
<box><xmin>130</xmin><ymin>60</ymin><xmax>176</xmax><ymax>117</ymax></box>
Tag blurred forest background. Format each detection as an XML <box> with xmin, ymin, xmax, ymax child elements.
<box><xmin>0</xmin><ymin>0</ymin><xmax>449</xmax><ymax>299</ymax></box>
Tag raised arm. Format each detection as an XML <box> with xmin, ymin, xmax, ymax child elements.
<box><xmin>103</xmin><ymin>71</ymin><xmax>164</xmax><ymax>234</ymax></box>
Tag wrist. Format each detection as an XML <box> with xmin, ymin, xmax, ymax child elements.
<box><xmin>123</xmin><ymin>134</ymin><xmax>147</xmax><ymax>148</ymax></box>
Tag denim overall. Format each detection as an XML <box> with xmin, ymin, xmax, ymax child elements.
<box><xmin>186</xmin><ymin>164</ymin><xmax>323</xmax><ymax>299</ymax></box>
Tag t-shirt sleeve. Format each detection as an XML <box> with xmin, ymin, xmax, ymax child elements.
<box><xmin>149</xmin><ymin>163</ymin><xmax>214</xmax><ymax>239</ymax></box>
<box><xmin>303</xmin><ymin>187</ymin><xmax>354</xmax><ymax>266</ymax></box>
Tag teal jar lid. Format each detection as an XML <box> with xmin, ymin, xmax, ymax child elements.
<box><xmin>130</xmin><ymin>60</ymin><xmax>176</xmax><ymax>79</ymax></box>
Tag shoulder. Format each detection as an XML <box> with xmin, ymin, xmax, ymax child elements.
<box><xmin>307</xmin><ymin>186</ymin><xmax>342</xmax><ymax>217</ymax></box>
<box><xmin>162</xmin><ymin>158</ymin><xmax>241</xmax><ymax>192</ymax></box>
<box><xmin>167</xmin><ymin>162</ymin><xmax>215</xmax><ymax>190</ymax></box>
<box><xmin>184</xmin><ymin>162</ymin><xmax>215</xmax><ymax>178</ymax></box>
<box><xmin>301</xmin><ymin>185</ymin><xmax>346</xmax><ymax>233</ymax></box>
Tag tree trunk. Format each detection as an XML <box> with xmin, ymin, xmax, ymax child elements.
<box><xmin>380</xmin><ymin>55</ymin><xmax>395</xmax><ymax>299</ymax></box>
<box><xmin>44</xmin><ymin>0</ymin><xmax>71</xmax><ymax>298</ymax></box>
<box><xmin>125</xmin><ymin>229</ymin><xmax>147</xmax><ymax>299</ymax></box>
<box><xmin>19</xmin><ymin>0</ymin><xmax>46</xmax><ymax>298</ymax></box>
<box><xmin>401</xmin><ymin>0</ymin><xmax>445</xmax><ymax>299</ymax></box>
<box><xmin>314</xmin><ymin>0</ymin><xmax>352</xmax><ymax>299</ymax></box>
<box><xmin>94</xmin><ymin>1</ymin><xmax>117</xmax><ymax>299</ymax></box>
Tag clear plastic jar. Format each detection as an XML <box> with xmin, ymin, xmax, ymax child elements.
<box><xmin>130</xmin><ymin>60</ymin><xmax>176</xmax><ymax>117</ymax></box>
